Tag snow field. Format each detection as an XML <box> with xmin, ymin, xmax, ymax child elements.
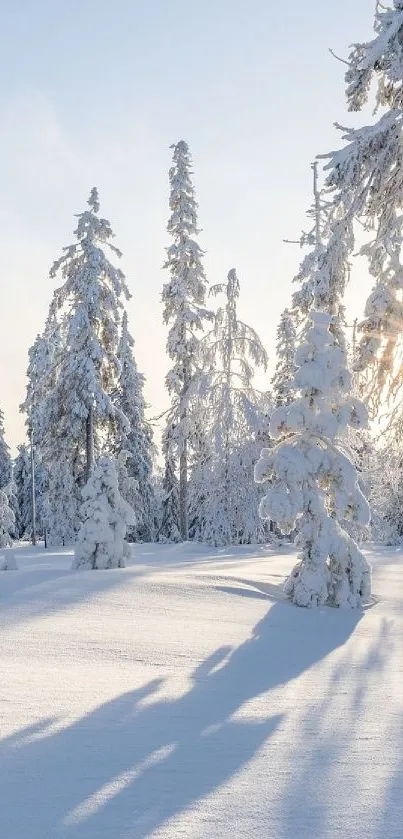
<box><xmin>0</xmin><ymin>542</ymin><xmax>402</xmax><ymax>838</ymax></box>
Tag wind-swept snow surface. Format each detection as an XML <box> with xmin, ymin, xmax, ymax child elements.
<box><xmin>0</xmin><ymin>542</ymin><xmax>402</xmax><ymax>838</ymax></box>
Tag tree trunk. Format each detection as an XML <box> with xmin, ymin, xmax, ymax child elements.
<box><xmin>85</xmin><ymin>407</ymin><xmax>95</xmax><ymax>481</ymax></box>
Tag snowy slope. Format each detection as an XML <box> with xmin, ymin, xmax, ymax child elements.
<box><xmin>0</xmin><ymin>542</ymin><xmax>402</xmax><ymax>839</ymax></box>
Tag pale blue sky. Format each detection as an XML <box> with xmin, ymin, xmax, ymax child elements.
<box><xmin>0</xmin><ymin>0</ymin><xmax>375</xmax><ymax>451</ymax></box>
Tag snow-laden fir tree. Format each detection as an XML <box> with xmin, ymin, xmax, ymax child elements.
<box><xmin>255</xmin><ymin>311</ymin><xmax>371</xmax><ymax>608</ymax></box>
<box><xmin>158</xmin><ymin>425</ymin><xmax>181</xmax><ymax>542</ymax></box>
<box><xmin>14</xmin><ymin>443</ymin><xmax>46</xmax><ymax>541</ymax></box>
<box><xmin>37</xmin><ymin>188</ymin><xmax>129</xmax><ymax>486</ymax></box>
<box><xmin>0</xmin><ymin>408</ymin><xmax>11</xmax><ymax>489</ymax></box>
<box><xmin>162</xmin><ymin>141</ymin><xmax>212</xmax><ymax>540</ymax></box>
<box><xmin>47</xmin><ymin>188</ymin><xmax>129</xmax><ymax>476</ymax></box>
<box><xmin>290</xmin><ymin>161</ymin><xmax>353</xmax><ymax>349</ymax></box>
<box><xmin>73</xmin><ymin>457</ymin><xmax>134</xmax><ymax>570</ymax></box>
<box><xmin>4</xmin><ymin>479</ymin><xmax>20</xmax><ymax>541</ymax></box>
<box><xmin>21</xmin><ymin>318</ymin><xmax>61</xmax><ymax>449</ymax></box>
<box><xmin>317</xmin><ymin>4</ymin><xmax>403</xmax><ymax>425</ymax></box>
<box><xmin>0</xmin><ymin>488</ymin><xmax>15</xmax><ymax>548</ymax></box>
<box><xmin>46</xmin><ymin>454</ymin><xmax>83</xmax><ymax>546</ymax></box>
<box><xmin>191</xmin><ymin>268</ymin><xmax>269</xmax><ymax>545</ymax></box>
<box><xmin>271</xmin><ymin>307</ymin><xmax>297</xmax><ymax>407</ymax></box>
<box><xmin>21</xmin><ymin>189</ymin><xmax>131</xmax><ymax>543</ymax></box>
<box><xmin>113</xmin><ymin>311</ymin><xmax>156</xmax><ymax>541</ymax></box>
<box><xmin>368</xmin><ymin>442</ymin><xmax>403</xmax><ymax>543</ymax></box>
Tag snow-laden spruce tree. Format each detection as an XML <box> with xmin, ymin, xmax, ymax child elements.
<box><xmin>158</xmin><ymin>425</ymin><xmax>181</xmax><ymax>542</ymax></box>
<box><xmin>21</xmin><ymin>319</ymin><xmax>61</xmax><ymax>449</ymax></box>
<box><xmin>191</xmin><ymin>268</ymin><xmax>269</xmax><ymax>545</ymax></box>
<box><xmin>14</xmin><ymin>443</ymin><xmax>46</xmax><ymax>541</ymax></box>
<box><xmin>38</xmin><ymin>188</ymin><xmax>129</xmax><ymax>489</ymax></box>
<box><xmin>113</xmin><ymin>311</ymin><xmax>156</xmax><ymax>541</ymax></box>
<box><xmin>4</xmin><ymin>480</ymin><xmax>20</xmax><ymax>541</ymax></box>
<box><xmin>317</xmin><ymin>3</ymin><xmax>403</xmax><ymax>424</ymax></box>
<box><xmin>368</xmin><ymin>443</ymin><xmax>403</xmax><ymax>543</ymax></box>
<box><xmin>162</xmin><ymin>141</ymin><xmax>212</xmax><ymax>540</ymax></box>
<box><xmin>271</xmin><ymin>307</ymin><xmax>297</xmax><ymax>407</ymax></box>
<box><xmin>289</xmin><ymin>161</ymin><xmax>353</xmax><ymax>350</ymax></box>
<box><xmin>73</xmin><ymin>457</ymin><xmax>134</xmax><ymax>570</ymax></box>
<box><xmin>13</xmin><ymin>445</ymin><xmax>30</xmax><ymax>539</ymax></box>
<box><xmin>255</xmin><ymin>311</ymin><xmax>371</xmax><ymax>608</ymax></box>
<box><xmin>21</xmin><ymin>189</ymin><xmax>131</xmax><ymax>544</ymax></box>
<box><xmin>46</xmin><ymin>456</ymin><xmax>81</xmax><ymax>546</ymax></box>
<box><xmin>0</xmin><ymin>488</ymin><xmax>15</xmax><ymax>549</ymax></box>
<box><xmin>0</xmin><ymin>408</ymin><xmax>11</xmax><ymax>489</ymax></box>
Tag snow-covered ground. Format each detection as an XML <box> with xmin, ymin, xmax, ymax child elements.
<box><xmin>0</xmin><ymin>542</ymin><xmax>402</xmax><ymax>839</ymax></box>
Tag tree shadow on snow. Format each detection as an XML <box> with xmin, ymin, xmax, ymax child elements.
<box><xmin>0</xmin><ymin>597</ymin><xmax>363</xmax><ymax>839</ymax></box>
<box><xmin>275</xmin><ymin>617</ymin><xmax>396</xmax><ymax>839</ymax></box>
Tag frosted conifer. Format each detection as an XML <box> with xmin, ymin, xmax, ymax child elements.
<box><xmin>114</xmin><ymin>312</ymin><xmax>156</xmax><ymax>541</ymax></box>
<box><xmin>318</xmin><ymin>4</ymin><xmax>403</xmax><ymax>424</ymax></box>
<box><xmin>271</xmin><ymin>308</ymin><xmax>297</xmax><ymax>407</ymax></box>
<box><xmin>159</xmin><ymin>426</ymin><xmax>181</xmax><ymax>542</ymax></box>
<box><xmin>290</xmin><ymin>161</ymin><xmax>352</xmax><ymax>348</ymax></box>
<box><xmin>162</xmin><ymin>141</ymin><xmax>212</xmax><ymax>540</ymax></box>
<box><xmin>4</xmin><ymin>480</ymin><xmax>20</xmax><ymax>540</ymax></box>
<box><xmin>0</xmin><ymin>489</ymin><xmax>15</xmax><ymax>549</ymax></box>
<box><xmin>44</xmin><ymin>188</ymin><xmax>129</xmax><ymax>480</ymax></box>
<box><xmin>46</xmin><ymin>456</ymin><xmax>81</xmax><ymax>546</ymax></box>
<box><xmin>192</xmin><ymin>269</ymin><xmax>268</xmax><ymax>545</ymax></box>
<box><xmin>0</xmin><ymin>409</ymin><xmax>11</xmax><ymax>489</ymax></box>
<box><xmin>14</xmin><ymin>444</ymin><xmax>46</xmax><ymax>541</ymax></box>
<box><xmin>255</xmin><ymin>311</ymin><xmax>371</xmax><ymax>608</ymax></box>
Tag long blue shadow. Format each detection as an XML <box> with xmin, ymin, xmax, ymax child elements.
<box><xmin>0</xmin><ymin>599</ymin><xmax>362</xmax><ymax>838</ymax></box>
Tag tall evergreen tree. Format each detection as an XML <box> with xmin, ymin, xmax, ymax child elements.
<box><xmin>159</xmin><ymin>426</ymin><xmax>181</xmax><ymax>542</ymax></box>
<box><xmin>21</xmin><ymin>318</ymin><xmax>60</xmax><ymax>448</ymax></box>
<box><xmin>14</xmin><ymin>444</ymin><xmax>46</xmax><ymax>541</ymax></box>
<box><xmin>4</xmin><ymin>479</ymin><xmax>20</xmax><ymax>541</ymax></box>
<box><xmin>162</xmin><ymin>141</ymin><xmax>212</xmax><ymax>540</ymax></box>
<box><xmin>113</xmin><ymin>312</ymin><xmax>156</xmax><ymax>540</ymax></box>
<box><xmin>22</xmin><ymin>189</ymin><xmax>130</xmax><ymax>543</ymax></box>
<box><xmin>191</xmin><ymin>268</ymin><xmax>268</xmax><ymax>545</ymax></box>
<box><xmin>47</xmin><ymin>187</ymin><xmax>129</xmax><ymax>476</ymax></box>
<box><xmin>0</xmin><ymin>489</ymin><xmax>14</xmax><ymax>549</ymax></box>
<box><xmin>256</xmin><ymin>311</ymin><xmax>371</xmax><ymax>608</ymax></box>
<box><xmin>290</xmin><ymin>161</ymin><xmax>352</xmax><ymax>349</ymax></box>
<box><xmin>271</xmin><ymin>307</ymin><xmax>297</xmax><ymax>407</ymax></box>
<box><xmin>0</xmin><ymin>409</ymin><xmax>11</xmax><ymax>489</ymax></box>
<box><xmin>318</xmin><ymin>4</ymin><xmax>403</xmax><ymax>426</ymax></box>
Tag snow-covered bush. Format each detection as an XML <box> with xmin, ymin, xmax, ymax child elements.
<box><xmin>73</xmin><ymin>457</ymin><xmax>134</xmax><ymax>570</ymax></box>
<box><xmin>255</xmin><ymin>311</ymin><xmax>371</xmax><ymax>608</ymax></box>
<box><xmin>0</xmin><ymin>549</ymin><xmax>18</xmax><ymax>571</ymax></box>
